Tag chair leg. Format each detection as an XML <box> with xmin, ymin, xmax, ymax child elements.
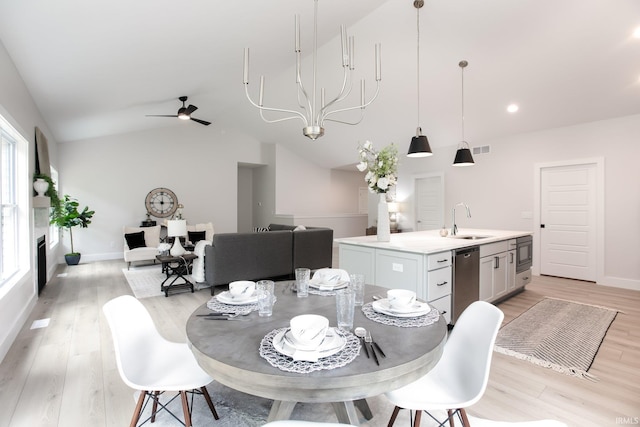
<box><xmin>459</xmin><ymin>408</ymin><xmax>471</xmax><ymax>427</ymax></box>
<box><xmin>150</xmin><ymin>391</ymin><xmax>160</xmax><ymax>422</ymax></box>
<box><xmin>387</xmin><ymin>406</ymin><xmax>401</xmax><ymax>427</ymax></box>
<box><xmin>129</xmin><ymin>391</ymin><xmax>146</xmax><ymax>427</ymax></box>
<box><xmin>414</xmin><ymin>410</ymin><xmax>422</xmax><ymax>427</ymax></box>
<box><xmin>180</xmin><ymin>391</ymin><xmax>192</xmax><ymax>427</ymax></box>
<box><xmin>447</xmin><ymin>409</ymin><xmax>456</xmax><ymax>427</ymax></box>
<box><xmin>200</xmin><ymin>386</ymin><xmax>219</xmax><ymax>420</ymax></box>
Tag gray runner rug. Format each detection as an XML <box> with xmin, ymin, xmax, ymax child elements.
<box><xmin>494</xmin><ymin>297</ymin><xmax>618</xmax><ymax>380</ymax></box>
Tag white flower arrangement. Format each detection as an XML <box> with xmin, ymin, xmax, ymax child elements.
<box><xmin>158</xmin><ymin>242</ymin><xmax>171</xmax><ymax>253</ymax></box>
<box><xmin>356</xmin><ymin>140</ymin><xmax>399</xmax><ymax>194</ymax></box>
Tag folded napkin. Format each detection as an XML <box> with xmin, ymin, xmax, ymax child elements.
<box><xmin>310</xmin><ymin>268</ymin><xmax>350</xmax><ymax>290</ymax></box>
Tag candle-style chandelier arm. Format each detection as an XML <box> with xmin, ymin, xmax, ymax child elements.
<box><xmin>320</xmin><ymin>79</ymin><xmax>380</xmax><ymax>125</ymax></box>
<box><xmin>243</xmin><ymin>82</ymin><xmax>309</xmax><ymax>125</ymax></box>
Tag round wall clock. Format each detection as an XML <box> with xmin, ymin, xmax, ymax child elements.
<box><xmin>145</xmin><ymin>187</ymin><xmax>178</xmax><ymax>218</ymax></box>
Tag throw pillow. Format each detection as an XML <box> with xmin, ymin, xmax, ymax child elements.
<box><xmin>124</xmin><ymin>231</ymin><xmax>146</xmax><ymax>249</ymax></box>
<box><xmin>294</xmin><ymin>225</ymin><xmax>307</xmax><ymax>231</ymax></box>
<box><xmin>188</xmin><ymin>231</ymin><xmax>207</xmax><ymax>243</ymax></box>
<box><xmin>254</xmin><ymin>226</ymin><xmax>270</xmax><ymax>233</ymax></box>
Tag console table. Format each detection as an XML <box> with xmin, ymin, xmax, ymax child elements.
<box><xmin>155</xmin><ymin>253</ymin><xmax>197</xmax><ymax>297</ymax></box>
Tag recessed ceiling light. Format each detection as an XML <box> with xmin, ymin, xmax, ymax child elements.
<box><xmin>507</xmin><ymin>104</ymin><xmax>519</xmax><ymax>113</ymax></box>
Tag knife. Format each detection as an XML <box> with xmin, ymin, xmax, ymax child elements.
<box><xmin>204</xmin><ymin>317</ymin><xmax>248</xmax><ymax>321</ymax></box>
<box><xmin>196</xmin><ymin>313</ymin><xmax>234</xmax><ymax>317</ymax></box>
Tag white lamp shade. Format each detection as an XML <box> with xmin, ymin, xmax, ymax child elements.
<box><xmin>167</xmin><ymin>220</ymin><xmax>187</xmax><ymax>237</ymax></box>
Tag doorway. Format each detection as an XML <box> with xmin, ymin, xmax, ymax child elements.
<box><xmin>414</xmin><ymin>173</ymin><xmax>444</xmax><ymax>232</ymax></box>
<box><xmin>534</xmin><ymin>158</ymin><xmax>603</xmax><ymax>282</ymax></box>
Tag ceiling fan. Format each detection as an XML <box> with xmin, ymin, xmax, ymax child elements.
<box><xmin>146</xmin><ymin>96</ymin><xmax>211</xmax><ymax>126</ymax></box>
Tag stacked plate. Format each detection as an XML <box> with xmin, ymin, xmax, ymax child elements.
<box><xmin>372</xmin><ymin>298</ymin><xmax>431</xmax><ymax>318</ymax></box>
<box><xmin>216</xmin><ymin>290</ymin><xmax>258</xmax><ymax>305</ymax></box>
<box><xmin>309</xmin><ymin>268</ymin><xmax>350</xmax><ymax>291</ymax></box>
<box><xmin>273</xmin><ymin>327</ymin><xmax>346</xmax><ymax>361</ymax></box>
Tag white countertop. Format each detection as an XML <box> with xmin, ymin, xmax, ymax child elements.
<box><xmin>335</xmin><ymin>229</ymin><xmax>532</xmax><ymax>255</ymax></box>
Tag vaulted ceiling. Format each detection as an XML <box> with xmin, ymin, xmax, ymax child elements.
<box><xmin>1</xmin><ymin>0</ymin><xmax>638</xmax><ymax>168</ymax></box>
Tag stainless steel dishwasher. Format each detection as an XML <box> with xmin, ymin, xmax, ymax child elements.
<box><xmin>452</xmin><ymin>246</ymin><xmax>480</xmax><ymax>324</ymax></box>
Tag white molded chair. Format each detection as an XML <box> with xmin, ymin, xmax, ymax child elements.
<box><xmin>384</xmin><ymin>300</ymin><xmax>504</xmax><ymax>427</ymax></box>
<box><xmin>103</xmin><ymin>295</ymin><xmax>219</xmax><ymax>427</ymax></box>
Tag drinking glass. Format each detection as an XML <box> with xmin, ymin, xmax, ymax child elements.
<box><xmin>335</xmin><ymin>288</ymin><xmax>355</xmax><ymax>331</ymax></box>
<box><xmin>349</xmin><ymin>274</ymin><xmax>365</xmax><ymax>306</ymax></box>
<box><xmin>295</xmin><ymin>268</ymin><xmax>310</xmax><ymax>298</ymax></box>
<box><xmin>256</xmin><ymin>280</ymin><xmax>275</xmax><ymax>294</ymax></box>
<box><xmin>257</xmin><ymin>289</ymin><xmax>274</xmax><ymax>317</ymax></box>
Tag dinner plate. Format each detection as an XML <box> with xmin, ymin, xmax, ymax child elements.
<box><xmin>273</xmin><ymin>327</ymin><xmax>346</xmax><ymax>360</ymax></box>
<box><xmin>372</xmin><ymin>299</ymin><xmax>431</xmax><ymax>318</ymax></box>
<box><xmin>309</xmin><ymin>278</ymin><xmax>349</xmax><ymax>291</ymax></box>
<box><xmin>216</xmin><ymin>290</ymin><xmax>258</xmax><ymax>305</ymax></box>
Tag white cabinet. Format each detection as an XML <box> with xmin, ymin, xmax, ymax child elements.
<box><xmin>339</xmin><ymin>244</ymin><xmax>375</xmax><ymax>284</ymax></box>
<box><xmin>375</xmin><ymin>249</ymin><xmax>424</xmax><ymax>297</ymax></box>
<box><xmin>479</xmin><ymin>240</ymin><xmax>517</xmax><ymax>302</ymax></box>
<box><xmin>426</xmin><ymin>251</ymin><xmax>452</xmax><ymax>324</ymax></box>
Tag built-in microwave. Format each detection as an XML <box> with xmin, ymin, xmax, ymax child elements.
<box><xmin>516</xmin><ymin>235</ymin><xmax>533</xmax><ymax>273</ymax></box>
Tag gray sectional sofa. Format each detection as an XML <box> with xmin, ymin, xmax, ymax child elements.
<box><xmin>204</xmin><ymin>224</ymin><xmax>333</xmax><ymax>294</ymax></box>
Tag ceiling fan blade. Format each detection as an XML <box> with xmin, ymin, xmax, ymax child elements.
<box><xmin>191</xmin><ymin>117</ymin><xmax>211</xmax><ymax>126</ymax></box>
<box><xmin>185</xmin><ymin>104</ymin><xmax>198</xmax><ymax>115</ymax></box>
<box><xmin>146</xmin><ymin>114</ymin><xmax>179</xmax><ymax>118</ymax></box>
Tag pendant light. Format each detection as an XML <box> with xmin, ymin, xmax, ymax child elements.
<box><xmin>407</xmin><ymin>0</ymin><xmax>432</xmax><ymax>158</ymax></box>
<box><xmin>452</xmin><ymin>60</ymin><xmax>475</xmax><ymax>166</ymax></box>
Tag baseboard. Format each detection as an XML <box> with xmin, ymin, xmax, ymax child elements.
<box><xmin>599</xmin><ymin>276</ymin><xmax>640</xmax><ymax>291</ymax></box>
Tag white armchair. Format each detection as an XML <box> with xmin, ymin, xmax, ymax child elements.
<box><xmin>123</xmin><ymin>225</ymin><xmax>161</xmax><ymax>269</ymax></box>
<box><xmin>186</xmin><ymin>223</ymin><xmax>214</xmax><ymax>285</ymax></box>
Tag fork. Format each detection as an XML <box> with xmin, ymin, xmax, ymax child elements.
<box><xmin>364</xmin><ymin>331</ymin><xmax>379</xmax><ymax>365</ymax></box>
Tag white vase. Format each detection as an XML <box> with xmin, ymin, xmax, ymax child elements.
<box><xmin>33</xmin><ymin>178</ymin><xmax>49</xmax><ymax>197</ymax></box>
<box><xmin>377</xmin><ymin>193</ymin><xmax>390</xmax><ymax>242</ymax></box>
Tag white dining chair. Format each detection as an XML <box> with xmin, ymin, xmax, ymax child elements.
<box><xmin>384</xmin><ymin>300</ymin><xmax>504</xmax><ymax>427</ymax></box>
<box><xmin>103</xmin><ymin>295</ymin><xmax>219</xmax><ymax>427</ymax></box>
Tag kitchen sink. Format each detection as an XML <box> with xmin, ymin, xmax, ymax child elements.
<box><xmin>449</xmin><ymin>235</ymin><xmax>492</xmax><ymax>240</ymax></box>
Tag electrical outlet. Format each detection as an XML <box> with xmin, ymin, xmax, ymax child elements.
<box><xmin>392</xmin><ymin>263</ymin><xmax>403</xmax><ymax>272</ymax></box>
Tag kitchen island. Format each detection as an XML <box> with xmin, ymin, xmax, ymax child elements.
<box><xmin>335</xmin><ymin>229</ymin><xmax>533</xmax><ymax>324</ymax></box>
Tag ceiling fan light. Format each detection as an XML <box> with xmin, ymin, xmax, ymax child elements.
<box><xmin>407</xmin><ymin>131</ymin><xmax>433</xmax><ymax>158</ymax></box>
<box><xmin>453</xmin><ymin>145</ymin><xmax>474</xmax><ymax>166</ymax></box>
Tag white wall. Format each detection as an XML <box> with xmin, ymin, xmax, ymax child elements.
<box><xmin>0</xmin><ymin>40</ymin><xmax>58</xmax><ymax>361</ymax></box>
<box><xmin>396</xmin><ymin>114</ymin><xmax>640</xmax><ymax>289</ymax></box>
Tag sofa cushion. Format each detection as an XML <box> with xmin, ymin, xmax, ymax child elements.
<box><xmin>124</xmin><ymin>231</ymin><xmax>146</xmax><ymax>249</ymax></box>
<box><xmin>188</xmin><ymin>230</ymin><xmax>206</xmax><ymax>243</ymax></box>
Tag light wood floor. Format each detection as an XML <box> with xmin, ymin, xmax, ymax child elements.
<box><xmin>0</xmin><ymin>260</ymin><xmax>638</xmax><ymax>427</ymax></box>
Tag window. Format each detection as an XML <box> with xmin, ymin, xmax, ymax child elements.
<box><xmin>1</xmin><ymin>115</ymin><xmax>28</xmax><ymax>286</ymax></box>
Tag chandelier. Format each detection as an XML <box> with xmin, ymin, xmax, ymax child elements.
<box><xmin>242</xmin><ymin>0</ymin><xmax>382</xmax><ymax>140</ymax></box>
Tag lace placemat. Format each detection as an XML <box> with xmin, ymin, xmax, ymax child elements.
<box><xmin>308</xmin><ymin>287</ymin><xmax>343</xmax><ymax>296</ymax></box>
<box><xmin>361</xmin><ymin>302</ymin><xmax>441</xmax><ymax>328</ymax></box>
<box><xmin>259</xmin><ymin>327</ymin><xmax>360</xmax><ymax>373</ymax></box>
<box><xmin>206</xmin><ymin>296</ymin><xmax>259</xmax><ymax>313</ymax></box>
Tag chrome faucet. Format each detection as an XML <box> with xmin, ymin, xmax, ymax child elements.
<box><xmin>451</xmin><ymin>202</ymin><xmax>471</xmax><ymax>236</ymax></box>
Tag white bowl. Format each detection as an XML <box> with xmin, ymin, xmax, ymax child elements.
<box><xmin>289</xmin><ymin>314</ymin><xmax>329</xmax><ymax>350</ymax></box>
<box><xmin>229</xmin><ymin>281</ymin><xmax>256</xmax><ymax>297</ymax></box>
<box><xmin>387</xmin><ymin>289</ymin><xmax>416</xmax><ymax>310</ymax></box>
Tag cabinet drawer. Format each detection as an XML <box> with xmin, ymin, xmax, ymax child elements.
<box><xmin>427</xmin><ymin>266</ymin><xmax>452</xmax><ymax>301</ymax></box>
<box><xmin>427</xmin><ymin>251</ymin><xmax>451</xmax><ymax>270</ymax></box>
<box><xmin>430</xmin><ymin>295</ymin><xmax>451</xmax><ymax>325</ymax></box>
<box><xmin>480</xmin><ymin>240</ymin><xmax>509</xmax><ymax>257</ymax></box>
<box><xmin>515</xmin><ymin>269</ymin><xmax>532</xmax><ymax>288</ymax></box>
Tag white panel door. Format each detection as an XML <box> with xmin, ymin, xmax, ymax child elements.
<box><xmin>540</xmin><ymin>163</ymin><xmax>596</xmax><ymax>281</ymax></box>
<box><xmin>415</xmin><ymin>175</ymin><xmax>443</xmax><ymax>231</ymax></box>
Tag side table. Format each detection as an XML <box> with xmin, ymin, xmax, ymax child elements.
<box><xmin>155</xmin><ymin>253</ymin><xmax>198</xmax><ymax>297</ymax></box>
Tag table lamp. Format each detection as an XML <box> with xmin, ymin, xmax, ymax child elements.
<box><xmin>167</xmin><ymin>219</ymin><xmax>187</xmax><ymax>256</ymax></box>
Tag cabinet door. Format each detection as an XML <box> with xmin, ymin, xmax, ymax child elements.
<box><xmin>507</xmin><ymin>249</ymin><xmax>516</xmax><ymax>292</ymax></box>
<box><xmin>479</xmin><ymin>256</ymin><xmax>495</xmax><ymax>301</ymax></box>
<box><xmin>375</xmin><ymin>249</ymin><xmax>424</xmax><ymax>298</ymax></box>
<box><xmin>493</xmin><ymin>252</ymin><xmax>508</xmax><ymax>300</ymax></box>
<box><xmin>339</xmin><ymin>244</ymin><xmax>375</xmax><ymax>285</ymax></box>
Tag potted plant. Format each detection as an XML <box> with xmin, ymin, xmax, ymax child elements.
<box><xmin>51</xmin><ymin>195</ymin><xmax>95</xmax><ymax>265</ymax></box>
<box><xmin>33</xmin><ymin>173</ymin><xmax>62</xmax><ymax>219</ymax></box>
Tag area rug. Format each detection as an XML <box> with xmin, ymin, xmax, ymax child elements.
<box><xmin>494</xmin><ymin>297</ymin><xmax>618</xmax><ymax>380</ymax></box>
<box><xmin>122</xmin><ymin>265</ymin><xmax>166</xmax><ymax>299</ymax></box>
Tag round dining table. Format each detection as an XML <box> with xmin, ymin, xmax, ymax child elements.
<box><xmin>186</xmin><ymin>281</ymin><xmax>447</xmax><ymax>425</ymax></box>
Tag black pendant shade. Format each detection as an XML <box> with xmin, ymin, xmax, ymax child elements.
<box><xmin>453</xmin><ymin>145</ymin><xmax>474</xmax><ymax>166</ymax></box>
<box><xmin>407</xmin><ymin>130</ymin><xmax>433</xmax><ymax>158</ymax></box>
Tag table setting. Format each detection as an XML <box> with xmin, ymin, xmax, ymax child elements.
<box><xmin>206</xmin><ymin>280</ymin><xmax>262</xmax><ymax>315</ymax></box>
<box><xmin>361</xmin><ymin>289</ymin><xmax>441</xmax><ymax>328</ymax></box>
